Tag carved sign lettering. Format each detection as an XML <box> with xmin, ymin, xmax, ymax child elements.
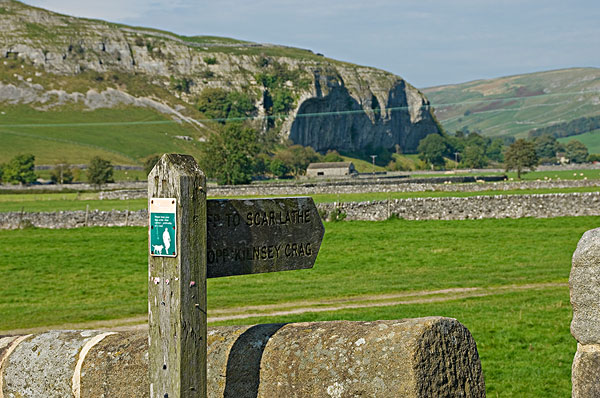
<box><xmin>206</xmin><ymin>197</ymin><xmax>325</xmax><ymax>278</ymax></box>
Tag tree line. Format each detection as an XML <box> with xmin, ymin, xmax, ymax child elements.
<box><xmin>416</xmin><ymin>129</ymin><xmax>594</xmax><ymax>178</ymax></box>
<box><xmin>528</xmin><ymin>116</ymin><xmax>600</xmax><ymax>139</ymax></box>
<box><xmin>0</xmin><ymin>155</ymin><xmax>115</xmax><ymax>188</ymax></box>
<box><xmin>191</xmin><ymin>122</ymin><xmax>346</xmax><ymax>185</ymax></box>
<box><xmin>416</xmin><ymin>131</ymin><xmax>504</xmax><ymax>169</ymax></box>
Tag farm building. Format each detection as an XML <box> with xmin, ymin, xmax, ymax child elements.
<box><xmin>306</xmin><ymin>162</ymin><xmax>356</xmax><ymax>177</ymax></box>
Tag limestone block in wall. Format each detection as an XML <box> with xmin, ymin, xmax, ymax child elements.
<box><xmin>0</xmin><ymin>330</ymin><xmax>118</xmax><ymax>397</ymax></box>
<box><xmin>571</xmin><ymin>227</ymin><xmax>600</xmax><ymax>344</ymax></box>
<box><xmin>0</xmin><ymin>317</ymin><xmax>485</xmax><ymax>398</ymax></box>
<box><xmin>571</xmin><ymin>228</ymin><xmax>600</xmax><ymax>397</ymax></box>
<box><xmin>572</xmin><ymin>344</ymin><xmax>600</xmax><ymax>398</ymax></box>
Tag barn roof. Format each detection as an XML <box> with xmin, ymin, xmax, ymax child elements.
<box><xmin>307</xmin><ymin>162</ymin><xmax>354</xmax><ymax>169</ymax></box>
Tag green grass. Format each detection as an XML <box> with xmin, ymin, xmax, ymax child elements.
<box><xmin>1</xmin><ymin>186</ymin><xmax>599</xmax><ymax>213</ymax></box>
<box><xmin>218</xmin><ymin>287</ymin><xmax>572</xmax><ymax>398</ymax></box>
<box><xmin>0</xmin><ymin>217</ymin><xmax>593</xmax><ymax>322</ymax></box>
<box><xmin>506</xmin><ymin>169</ymin><xmax>600</xmax><ymax>181</ymax></box>
<box><xmin>0</xmin><ymin>227</ymin><xmax>147</xmax><ymax>327</ymax></box>
<box><xmin>340</xmin><ymin>155</ymin><xmax>387</xmax><ymax>172</ymax></box>
<box><xmin>0</xmin><ymin>105</ymin><xmax>203</xmax><ymax>165</ymax></box>
<box><xmin>1</xmin><ymin>217</ymin><xmax>595</xmax><ymax>396</ymax></box>
<box><xmin>558</xmin><ymin>129</ymin><xmax>600</xmax><ymax>154</ymax></box>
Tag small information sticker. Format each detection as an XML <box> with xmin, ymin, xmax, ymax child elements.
<box><xmin>149</xmin><ymin>198</ymin><xmax>177</xmax><ymax>257</ymax></box>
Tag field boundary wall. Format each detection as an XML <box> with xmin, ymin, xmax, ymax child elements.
<box><xmin>1</xmin><ymin>192</ymin><xmax>599</xmax><ymax>229</ymax></box>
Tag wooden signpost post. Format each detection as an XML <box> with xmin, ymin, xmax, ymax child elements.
<box><xmin>148</xmin><ymin>154</ymin><xmax>324</xmax><ymax>398</ymax></box>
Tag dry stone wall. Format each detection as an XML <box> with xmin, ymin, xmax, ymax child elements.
<box><xmin>0</xmin><ymin>209</ymin><xmax>146</xmax><ymax>229</ymax></box>
<box><xmin>319</xmin><ymin>192</ymin><xmax>600</xmax><ymax>221</ymax></box>
<box><xmin>1</xmin><ymin>181</ymin><xmax>146</xmax><ymax>192</ymax></box>
<box><xmin>1</xmin><ymin>192</ymin><xmax>599</xmax><ymax>229</ymax></box>
<box><xmin>99</xmin><ymin>178</ymin><xmax>600</xmax><ymax>200</ymax></box>
<box><xmin>0</xmin><ymin>318</ymin><xmax>485</xmax><ymax>398</ymax></box>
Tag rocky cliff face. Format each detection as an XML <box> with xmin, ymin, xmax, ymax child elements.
<box><xmin>0</xmin><ymin>0</ymin><xmax>441</xmax><ymax>153</ymax></box>
<box><xmin>289</xmin><ymin>70</ymin><xmax>438</xmax><ymax>152</ymax></box>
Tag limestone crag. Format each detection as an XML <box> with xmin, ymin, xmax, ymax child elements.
<box><xmin>0</xmin><ymin>0</ymin><xmax>440</xmax><ymax>152</ymax></box>
<box><xmin>289</xmin><ymin>70</ymin><xmax>437</xmax><ymax>152</ymax></box>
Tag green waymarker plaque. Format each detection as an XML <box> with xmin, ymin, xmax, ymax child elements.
<box><xmin>149</xmin><ymin>198</ymin><xmax>177</xmax><ymax>257</ymax></box>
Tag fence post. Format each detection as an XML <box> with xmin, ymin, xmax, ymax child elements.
<box><xmin>148</xmin><ymin>154</ymin><xmax>207</xmax><ymax>398</ymax></box>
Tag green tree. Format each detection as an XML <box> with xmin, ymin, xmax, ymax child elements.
<box><xmin>565</xmin><ymin>140</ymin><xmax>589</xmax><ymax>164</ymax></box>
<box><xmin>465</xmin><ymin>132</ymin><xmax>487</xmax><ymax>148</ymax></box>
<box><xmin>226</xmin><ymin>91</ymin><xmax>256</xmax><ymax>119</ymax></box>
<box><xmin>271</xmin><ymin>88</ymin><xmax>295</xmax><ymax>114</ymax></box>
<box><xmin>588</xmin><ymin>153</ymin><xmax>600</xmax><ymax>163</ymax></box>
<box><xmin>268</xmin><ymin>158</ymin><xmax>289</xmax><ymax>178</ymax></box>
<box><xmin>486</xmin><ymin>139</ymin><xmax>504</xmax><ymax>162</ymax></box>
<box><xmin>461</xmin><ymin>145</ymin><xmax>488</xmax><ymax>168</ymax></box>
<box><xmin>144</xmin><ymin>154</ymin><xmax>161</xmax><ymax>176</ymax></box>
<box><xmin>274</xmin><ymin>145</ymin><xmax>320</xmax><ymax>177</ymax></box>
<box><xmin>4</xmin><ymin>154</ymin><xmax>37</xmax><ymax>185</ymax></box>
<box><xmin>504</xmin><ymin>139</ymin><xmax>538</xmax><ymax>179</ymax></box>
<box><xmin>200</xmin><ymin>123</ymin><xmax>259</xmax><ymax>185</ymax></box>
<box><xmin>0</xmin><ymin>164</ymin><xmax>4</xmax><ymax>184</ymax></box>
<box><xmin>197</xmin><ymin>88</ymin><xmax>229</xmax><ymax>121</ymax></box>
<box><xmin>417</xmin><ymin>134</ymin><xmax>450</xmax><ymax>169</ymax></box>
<box><xmin>50</xmin><ymin>162</ymin><xmax>74</xmax><ymax>184</ymax></box>
<box><xmin>197</xmin><ymin>88</ymin><xmax>255</xmax><ymax>123</ymax></box>
<box><xmin>322</xmin><ymin>150</ymin><xmax>344</xmax><ymax>163</ymax></box>
<box><xmin>87</xmin><ymin>157</ymin><xmax>114</xmax><ymax>188</ymax></box>
<box><xmin>533</xmin><ymin>134</ymin><xmax>561</xmax><ymax>161</ymax></box>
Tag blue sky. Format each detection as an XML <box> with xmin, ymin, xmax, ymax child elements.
<box><xmin>24</xmin><ymin>0</ymin><xmax>600</xmax><ymax>88</ymax></box>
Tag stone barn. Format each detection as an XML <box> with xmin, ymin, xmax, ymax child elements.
<box><xmin>306</xmin><ymin>162</ymin><xmax>356</xmax><ymax>178</ymax></box>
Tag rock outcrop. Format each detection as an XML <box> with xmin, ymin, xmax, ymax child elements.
<box><xmin>571</xmin><ymin>228</ymin><xmax>600</xmax><ymax>397</ymax></box>
<box><xmin>0</xmin><ymin>0</ymin><xmax>441</xmax><ymax>152</ymax></box>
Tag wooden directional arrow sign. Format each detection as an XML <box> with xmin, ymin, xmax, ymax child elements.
<box><xmin>206</xmin><ymin>197</ymin><xmax>325</xmax><ymax>278</ymax></box>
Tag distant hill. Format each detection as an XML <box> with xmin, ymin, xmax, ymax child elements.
<box><xmin>422</xmin><ymin>68</ymin><xmax>600</xmax><ymax>140</ymax></box>
<box><xmin>0</xmin><ymin>0</ymin><xmax>441</xmax><ymax>165</ymax></box>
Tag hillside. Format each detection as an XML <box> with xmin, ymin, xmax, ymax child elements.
<box><xmin>422</xmin><ymin>68</ymin><xmax>600</xmax><ymax>140</ymax></box>
<box><xmin>0</xmin><ymin>0</ymin><xmax>441</xmax><ymax>165</ymax></box>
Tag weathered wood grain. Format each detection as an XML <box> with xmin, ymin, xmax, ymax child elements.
<box><xmin>148</xmin><ymin>154</ymin><xmax>207</xmax><ymax>398</ymax></box>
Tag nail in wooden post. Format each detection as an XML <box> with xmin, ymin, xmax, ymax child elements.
<box><xmin>148</xmin><ymin>154</ymin><xmax>207</xmax><ymax>398</ymax></box>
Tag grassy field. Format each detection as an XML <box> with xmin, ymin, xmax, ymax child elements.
<box><xmin>229</xmin><ymin>287</ymin><xmax>572</xmax><ymax>398</ymax></box>
<box><xmin>1</xmin><ymin>185</ymin><xmax>599</xmax><ymax>213</ymax></box>
<box><xmin>558</xmin><ymin>129</ymin><xmax>600</xmax><ymax>154</ymax></box>
<box><xmin>422</xmin><ymin>67</ymin><xmax>600</xmax><ymax>139</ymax></box>
<box><xmin>0</xmin><ymin>104</ymin><xmax>203</xmax><ymax>165</ymax></box>
<box><xmin>0</xmin><ymin>217</ymin><xmax>597</xmax><ymax>396</ymax></box>
<box><xmin>509</xmin><ymin>169</ymin><xmax>599</xmax><ymax>180</ymax></box>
